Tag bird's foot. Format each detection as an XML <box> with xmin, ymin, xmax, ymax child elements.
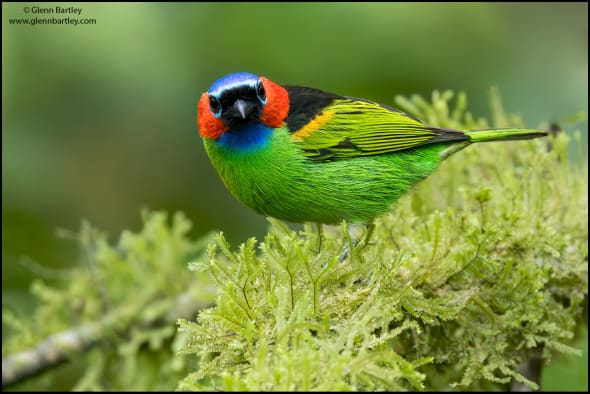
<box><xmin>338</xmin><ymin>223</ymin><xmax>375</xmax><ymax>262</ymax></box>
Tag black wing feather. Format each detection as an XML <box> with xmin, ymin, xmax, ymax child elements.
<box><xmin>284</xmin><ymin>86</ymin><xmax>342</xmax><ymax>132</ymax></box>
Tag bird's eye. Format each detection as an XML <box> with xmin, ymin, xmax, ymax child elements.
<box><xmin>209</xmin><ymin>96</ymin><xmax>222</xmax><ymax>117</ymax></box>
<box><xmin>256</xmin><ymin>81</ymin><xmax>267</xmax><ymax>104</ymax></box>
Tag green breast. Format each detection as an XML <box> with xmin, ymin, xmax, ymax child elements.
<box><xmin>204</xmin><ymin>127</ymin><xmax>443</xmax><ymax>224</ymax></box>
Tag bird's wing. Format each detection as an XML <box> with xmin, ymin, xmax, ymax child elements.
<box><xmin>288</xmin><ymin>95</ymin><xmax>468</xmax><ymax>162</ymax></box>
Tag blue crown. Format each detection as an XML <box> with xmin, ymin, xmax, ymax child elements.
<box><xmin>208</xmin><ymin>72</ymin><xmax>259</xmax><ymax>97</ymax></box>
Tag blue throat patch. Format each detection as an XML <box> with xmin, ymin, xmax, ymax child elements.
<box><xmin>218</xmin><ymin>122</ymin><xmax>272</xmax><ymax>152</ymax></box>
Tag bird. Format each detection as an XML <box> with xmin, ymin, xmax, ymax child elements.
<box><xmin>197</xmin><ymin>72</ymin><xmax>547</xmax><ymax>229</ymax></box>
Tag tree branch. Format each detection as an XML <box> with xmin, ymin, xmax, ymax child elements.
<box><xmin>511</xmin><ymin>346</ymin><xmax>544</xmax><ymax>392</ymax></box>
<box><xmin>2</xmin><ymin>288</ymin><xmax>212</xmax><ymax>388</ymax></box>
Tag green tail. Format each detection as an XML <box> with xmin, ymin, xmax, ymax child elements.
<box><xmin>441</xmin><ymin>128</ymin><xmax>548</xmax><ymax>159</ymax></box>
<box><xmin>466</xmin><ymin>128</ymin><xmax>548</xmax><ymax>143</ymax></box>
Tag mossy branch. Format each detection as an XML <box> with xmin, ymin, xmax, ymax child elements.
<box><xmin>1</xmin><ymin>90</ymin><xmax>586</xmax><ymax>391</ymax></box>
<box><xmin>2</xmin><ymin>212</ymin><xmax>216</xmax><ymax>390</ymax></box>
<box><xmin>1</xmin><ymin>287</ymin><xmax>211</xmax><ymax>388</ymax></box>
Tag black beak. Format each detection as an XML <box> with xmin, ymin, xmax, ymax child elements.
<box><xmin>231</xmin><ymin>99</ymin><xmax>258</xmax><ymax>119</ymax></box>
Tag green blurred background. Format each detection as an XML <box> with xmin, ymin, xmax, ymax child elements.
<box><xmin>2</xmin><ymin>2</ymin><xmax>587</xmax><ymax>390</ymax></box>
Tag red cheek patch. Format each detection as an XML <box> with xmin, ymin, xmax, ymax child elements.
<box><xmin>259</xmin><ymin>77</ymin><xmax>289</xmax><ymax>128</ymax></box>
<box><xmin>197</xmin><ymin>92</ymin><xmax>228</xmax><ymax>140</ymax></box>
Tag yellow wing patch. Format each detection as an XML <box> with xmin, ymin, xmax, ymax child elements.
<box><xmin>292</xmin><ymin>111</ymin><xmax>334</xmax><ymax>141</ymax></box>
